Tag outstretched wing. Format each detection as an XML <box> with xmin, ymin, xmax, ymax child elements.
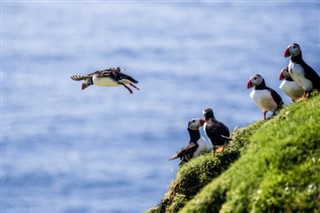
<box><xmin>86</xmin><ymin>70</ymin><xmax>111</xmax><ymax>77</ymax></box>
<box><xmin>100</xmin><ymin>67</ymin><xmax>122</xmax><ymax>73</ymax></box>
<box><xmin>70</xmin><ymin>69</ymin><xmax>114</xmax><ymax>81</ymax></box>
<box><xmin>116</xmin><ymin>72</ymin><xmax>139</xmax><ymax>84</ymax></box>
<box><xmin>71</xmin><ymin>67</ymin><xmax>127</xmax><ymax>81</ymax></box>
<box><xmin>90</xmin><ymin>67</ymin><xmax>122</xmax><ymax>77</ymax></box>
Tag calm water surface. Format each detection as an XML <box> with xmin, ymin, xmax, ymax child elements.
<box><xmin>2</xmin><ymin>1</ymin><xmax>319</xmax><ymax>213</ymax></box>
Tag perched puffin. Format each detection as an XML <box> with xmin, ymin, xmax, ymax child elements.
<box><xmin>284</xmin><ymin>43</ymin><xmax>320</xmax><ymax>97</ymax></box>
<box><xmin>169</xmin><ymin>118</ymin><xmax>208</xmax><ymax>165</ymax></box>
<box><xmin>71</xmin><ymin>67</ymin><xmax>139</xmax><ymax>94</ymax></box>
<box><xmin>279</xmin><ymin>66</ymin><xmax>304</xmax><ymax>101</ymax></box>
<box><xmin>202</xmin><ymin>108</ymin><xmax>230</xmax><ymax>155</ymax></box>
<box><xmin>247</xmin><ymin>74</ymin><xmax>284</xmax><ymax>120</ymax></box>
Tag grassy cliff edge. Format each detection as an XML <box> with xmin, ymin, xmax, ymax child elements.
<box><xmin>146</xmin><ymin>94</ymin><xmax>320</xmax><ymax>213</ymax></box>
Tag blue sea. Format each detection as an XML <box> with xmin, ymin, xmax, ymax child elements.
<box><xmin>1</xmin><ymin>1</ymin><xmax>319</xmax><ymax>213</ymax></box>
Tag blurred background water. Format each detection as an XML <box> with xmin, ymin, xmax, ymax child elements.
<box><xmin>1</xmin><ymin>1</ymin><xmax>319</xmax><ymax>213</ymax></box>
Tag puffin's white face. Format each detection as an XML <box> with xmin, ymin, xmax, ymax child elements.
<box><xmin>279</xmin><ymin>67</ymin><xmax>290</xmax><ymax>80</ymax></box>
<box><xmin>247</xmin><ymin>74</ymin><xmax>263</xmax><ymax>88</ymax></box>
<box><xmin>284</xmin><ymin>43</ymin><xmax>301</xmax><ymax>57</ymax></box>
<box><xmin>188</xmin><ymin>118</ymin><xmax>205</xmax><ymax>130</ymax></box>
<box><xmin>81</xmin><ymin>78</ymin><xmax>91</xmax><ymax>90</ymax></box>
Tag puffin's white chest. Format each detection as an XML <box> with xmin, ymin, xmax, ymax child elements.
<box><xmin>288</xmin><ymin>61</ymin><xmax>312</xmax><ymax>91</ymax></box>
<box><xmin>203</xmin><ymin>123</ymin><xmax>210</xmax><ymax>146</ymax></box>
<box><xmin>279</xmin><ymin>80</ymin><xmax>304</xmax><ymax>100</ymax></box>
<box><xmin>193</xmin><ymin>137</ymin><xmax>208</xmax><ymax>157</ymax></box>
<box><xmin>92</xmin><ymin>76</ymin><xmax>119</xmax><ymax>87</ymax></box>
<box><xmin>250</xmin><ymin>89</ymin><xmax>277</xmax><ymax>112</ymax></box>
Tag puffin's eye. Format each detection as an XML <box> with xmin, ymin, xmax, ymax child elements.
<box><xmin>192</xmin><ymin>119</ymin><xmax>195</xmax><ymax>123</ymax></box>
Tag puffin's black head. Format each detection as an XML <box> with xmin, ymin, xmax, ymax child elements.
<box><xmin>279</xmin><ymin>67</ymin><xmax>291</xmax><ymax>81</ymax></box>
<box><xmin>247</xmin><ymin>74</ymin><xmax>265</xmax><ymax>89</ymax></box>
<box><xmin>187</xmin><ymin>118</ymin><xmax>205</xmax><ymax>130</ymax></box>
<box><xmin>82</xmin><ymin>78</ymin><xmax>93</xmax><ymax>90</ymax></box>
<box><xmin>284</xmin><ymin>43</ymin><xmax>301</xmax><ymax>58</ymax></box>
<box><xmin>203</xmin><ymin>108</ymin><xmax>215</xmax><ymax>120</ymax></box>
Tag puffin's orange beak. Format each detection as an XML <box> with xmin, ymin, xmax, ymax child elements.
<box><xmin>279</xmin><ymin>72</ymin><xmax>285</xmax><ymax>80</ymax></box>
<box><xmin>82</xmin><ymin>83</ymin><xmax>89</xmax><ymax>90</ymax></box>
<box><xmin>246</xmin><ymin>80</ymin><xmax>253</xmax><ymax>89</ymax></box>
<box><xmin>200</xmin><ymin>118</ymin><xmax>206</xmax><ymax>126</ymax></box>
<box><xmin>284</xmin><ymin>48</ymin><xmax>290</xmax><ymax>57</ymax></box>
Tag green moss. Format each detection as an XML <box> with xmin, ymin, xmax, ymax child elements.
<box><xmin>180</xmin><ymin>94</ymin><xmax>320</xmax><ymax>213</ymax></box>
<box><xmin>145</xmin><ymin>118</ymin><xmax>263</xmax><ymax>213</ymax></box>
<box><xmin>146</xmin><ymin>94</ymin><xmax>320</xmax><ymax>213</ymax></box>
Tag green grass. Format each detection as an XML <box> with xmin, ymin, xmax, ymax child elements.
<box><xmin>145</xmin><ymin>94</ymin><xmax>320</xmax><ymax>213</ymax></box>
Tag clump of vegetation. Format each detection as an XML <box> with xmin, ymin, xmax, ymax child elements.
<box><xmin>146</xmin><ymin>94</ymin><xmax>320</xmax><ymax>213</ymax></box>
<box><xmin>181</xmin><ymin>94</ymin><xmax>320</xmax><ymax>213</ymax></box>
<box><xmin>146</xmin><ymin>120</ymin><xmax>263</xmax><ymax>213</ymax></box>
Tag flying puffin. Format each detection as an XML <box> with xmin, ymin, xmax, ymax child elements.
<box><xmin>71</xmin><ymin>67</ymin><xmax>139</xmax><ymax>94</ymax></box>
<box><xmin>284</xmin><ymin>43</ymin><xmax>320</xmax><ymax>97</ymax></box>
<box><xmin>247</xmin><ymin>74</ymin><xmax>284</xmax><ymax>120</ymax></box>
<box><xmin>169</xmin><ymin>118</ymin><xmax>208</xmax><ymax>165</ymax></box>
<box><xmin>279</xmin><ymin>66</ymin><xmax>304</xmax><ymax>101</ymax></box>
<box><xmin>202</xmin><ymin>108</ymin><xmax>231</xmax><ymax>155</ymax></box>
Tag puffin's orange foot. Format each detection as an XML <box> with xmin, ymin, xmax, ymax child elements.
<box><xmin>302</xmin><ymin>91</ymin><xmax>312</xmax><ymax>99</ymax></box>
<box><xmin>129</xmin><ymin>83</ymin><xmax>139</xmax><ymax>90</ymax></box>
<box><xmin>122</xmin><ymin>83</ymin><xmax>133</xmax><ymax>94</ymax></box>
<box><xmin>216</xmin><ymin>147</ymin><xmax>225</xmax><ymax>153</ymax></box>
<box><xmin>298</xmin><ymin>96</ymin><xmax>307</xmax><ymax>102</ymax></box>
<box><xmin>263</xmin><ymin>111</ymin><xmax>267</xmax><ymax>120</ymax></box>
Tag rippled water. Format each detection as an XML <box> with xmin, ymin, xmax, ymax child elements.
<box><xmin>2</xmin><ymin>1</ymin><xmax>319</xmax><ymax>213</ymax></box>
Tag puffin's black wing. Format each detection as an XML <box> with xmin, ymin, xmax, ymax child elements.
<box><xmin>301</xmin><ymin>61</ymin><xmax>320</xmax><ymax>90</ymax></box>
<box><xmin>112</xmin><ymin>72</ymin><xmax>139</xmax><ymax>84</ymax></box>
<box><xmin>84</xmin><ymin>68</ymin><xmax>139</xmax><ymax>84</ymax></box>
<box><xmin>205</xmin><ymin>119</ymin><xmax>230</xmax><ymax>146</ymax></box>
<box><xmin>89</xmin><ymin>70</ymin><xmax>112</xmax><ymax>77</ymax></box>
<box><xmin>268</xmin><ymin>87</ymin><xmax>284</xmax><ymax>109</ymax></box>
<box><xmin>79</xmin><ymin>70</ymin><xmax>111</xmax><ymax>78</ymax></box>
<box><xmin>169</xmin><ymin>142</ymin><xmax>198</xmax><ymax>161</ymax></box>
<box><xmin>87</xmin><ymin>67</ymin><xmax>121</xmax><ymax>77</ymax></box>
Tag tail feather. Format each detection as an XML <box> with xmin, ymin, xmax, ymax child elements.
<box><xmin>71</xmin><ymin>75</ymin><xmax>89</xmax><ymax>81</ymax></box>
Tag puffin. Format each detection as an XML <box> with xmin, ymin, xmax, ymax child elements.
<box><xmin>284</xmin><ymin>43</ymin><xmax>320</xmax><ymax>97</ymax></box>
<box><xmin>202</xmin><ymin>108</ymin><xmax>231</xmax><ymax>155</ymax></box>
<box><xmin>169</xmin><ymin>118</ymin><xmax>208</xmax><ymax>165</ymax></box>
<box><xmin>71</xmin><ymin>67</ymin><xmax>139</xmax><ymax>94</ymax></box>
<box><xmin>279</xmin><ymin>66</ymin><xmax>304</xmax><ymax>101</ymax></box>
<box><xmin>247</xmin><ymin>74</ymin><xmax>284</xmax><ymax>120</ymax></box>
